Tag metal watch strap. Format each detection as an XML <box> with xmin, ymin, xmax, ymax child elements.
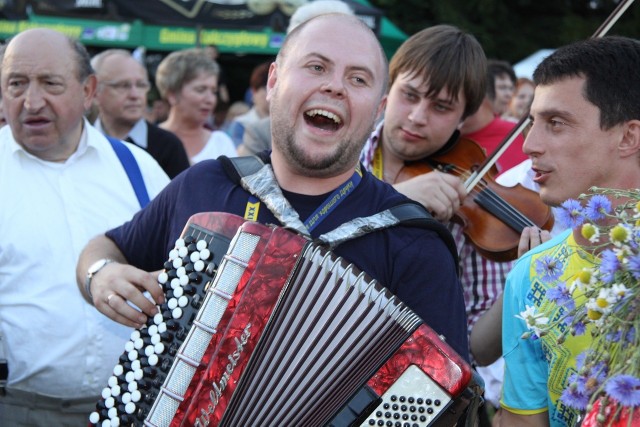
<box><xmin>85</xmin><ymin>259</ymin><xmax>114</xmax><ymax>302</ymax></box>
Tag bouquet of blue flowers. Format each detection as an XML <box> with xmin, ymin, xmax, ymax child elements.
<box><xmin>517</xmin><ymin>187</ymin><xmax>640</xmax><ymax>426</ymax></box>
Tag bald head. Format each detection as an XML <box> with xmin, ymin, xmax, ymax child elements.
<box><xmin>92</xmin><ymin>49</ymin><xmax>150</xmax><ymax>129</ymax></box>
<box><xmin>2</xmin><ymin>28</ymin><xmax>93</xmax><ymax>83</ymax></box>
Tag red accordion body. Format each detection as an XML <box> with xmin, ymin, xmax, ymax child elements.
<box><xmin>90</xmin><ymin>213</ymin><xmax>478</xmax><ymax>427</ymax></box>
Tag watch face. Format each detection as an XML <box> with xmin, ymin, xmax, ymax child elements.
<box><xmin>89</xmin><ymin>259</ymin><xmax>108</xmax><ymax>274</ymax></box>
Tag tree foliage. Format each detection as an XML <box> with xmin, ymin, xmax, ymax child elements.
<box><xmin>370</xmin><ymin>0</ymin><xmax>640</xmax><ymax>64</ymax></box>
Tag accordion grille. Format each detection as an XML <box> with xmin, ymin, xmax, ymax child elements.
<box><xmin>218</xmin><ymin>244</ymin><xmax>422</xmax><ymax>426</ymax></box>
<box><xmin>146</xmin><ymin>393</ymin><xmax>180</xmax><ymax>427</ymax></box>
<box><xmin>180</xmin><ymin>327</ymin><xmax>212</xmax><ymax>363</ymax></box>
<box><xmin>163</xmin><ymin>359</ymin><xmax>196</xmax><ymax>397</ymax></box>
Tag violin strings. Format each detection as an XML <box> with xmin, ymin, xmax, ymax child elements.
<box><xmin>443</xmin><ymin>163</ymin><xmax>536</xmax><ymax>231</ymax></box>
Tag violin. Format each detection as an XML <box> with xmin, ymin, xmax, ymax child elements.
<box><xmin>396</xmin><ymin>137</ymin><xmax>554</xmax><ymax>262</ymax></box>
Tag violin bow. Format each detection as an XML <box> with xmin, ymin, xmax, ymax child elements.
<box><xmin>464</xmin><ymin>0</ymin><xmax>636</xmax><ymax>193</ymax></box>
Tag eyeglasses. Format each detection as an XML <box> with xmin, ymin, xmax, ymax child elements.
<box><xmin>102</xmin><ymin>80</ymin><xmax>151</xmax><ymax>93</ymax></box>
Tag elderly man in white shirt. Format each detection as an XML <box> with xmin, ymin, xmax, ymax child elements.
<box><xmin>0</xmin><ymin>28</ymin><xmax>169</xmax><ymax>426</ymax></box>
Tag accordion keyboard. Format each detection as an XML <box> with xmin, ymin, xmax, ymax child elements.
<box><xmin>89</xmin><ymin>222</ymin><xmax>234</xmax><ymax>427</ymax></box>
<box><xmin>360</xmin><ymin>365</ymin><xmax>452</xmax><ymax>426</ymax></box>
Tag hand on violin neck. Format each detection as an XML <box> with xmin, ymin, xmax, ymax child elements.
<box><xmin>392</xmin><ymin>170</ymin><xmax>466</xmax><ymax>222</ymax></box>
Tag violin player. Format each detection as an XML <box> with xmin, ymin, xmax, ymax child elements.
<box><xmin>359</xmin><ymin>25</ymin><xmax>545</xmax><ymax>424</ymax></box>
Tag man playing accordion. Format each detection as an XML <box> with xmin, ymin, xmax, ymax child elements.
<box><xmin>77</xmin><ymin>13</ymin><xmax>471</xmax><ymax>426</ymax></box>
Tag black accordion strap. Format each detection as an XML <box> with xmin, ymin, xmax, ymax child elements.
<box><xmin>388</xmin><ymin>201</ymin><xmax>459</xmax><ymax>269</ymax></box>
<box><xmin>220</xmin><ymin>156</ymin><xmax>459</xmax><ymax>270</ymax></box>
<box><xmin>219</xmin><ymin>154</ymin><xmax>265</xmax><ymax>183</ymax></box>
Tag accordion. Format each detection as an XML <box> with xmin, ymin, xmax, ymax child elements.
<box><xmin>90</xmin><ymin>212</ymin><xmax>481</xmax><ymax>427</ymax></box>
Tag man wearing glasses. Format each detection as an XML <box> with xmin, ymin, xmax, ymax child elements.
<box><xmin>92</xmin><ymin>49</ymin><xmax>190</xmax><ymax>179</ymax></box>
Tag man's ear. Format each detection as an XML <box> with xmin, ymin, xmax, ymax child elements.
<box><xmin>619</xmin><ymin>119</ymin><xmax>640</xmax><ymax>159</ymax></box>
<box><xmin>83</xmin><ymin>75</ymin><xmax>98</xmax><ymax>110</ymax></box>
<box><xmin>265</xmin><ymin>62</ymin><xmax>278</xmax><ymax>104</ymax></box>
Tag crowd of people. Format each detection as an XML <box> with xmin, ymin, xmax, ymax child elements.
<box><xmin>1</xmin><ymin>1</ymin><xmax>639</xmax><ymax>426</ymax></box>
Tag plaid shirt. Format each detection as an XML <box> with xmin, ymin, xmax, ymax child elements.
<box><xmin>361</xmin><ymin>123</ymin><xmax>513</xmax><ymax>333</ymax></box>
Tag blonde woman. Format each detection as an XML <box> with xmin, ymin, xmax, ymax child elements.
<box><xmin>155</xmin><ymin>48</ymin><xmax>236</xmax><ymax>164</ymax></box>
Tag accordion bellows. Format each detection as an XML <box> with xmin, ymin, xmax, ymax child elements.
<box><xmin>90</xmin><ymin>213</ymin><xmax>476</xmax><ymax>427</ymax></box>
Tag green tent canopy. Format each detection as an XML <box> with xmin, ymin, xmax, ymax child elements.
<box><xmin>0</xmin><ymin>0</ymin><xmax>407</xmax><ymax>58</ymax></box>
<box><xmin>352</xmin><ymin>0</ymin><xmax>408</xmax><ymax>58</ymax></box>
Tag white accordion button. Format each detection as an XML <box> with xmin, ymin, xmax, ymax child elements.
<box><xmin>131</xmin><ymin>389</ymin><xmax>141</xmax><ymax>402</ymax></box>
<box><xmin>130</xmin><ymin>330</ymin><xmax>141</xmax><ymax>341</ymax></box>
<box><xmin>110</xmin><ymin>385</ymin><xmax>121</xmax><ymax>397</ymax></box>
<box><xmin>190</xmin><ymin>251</ymin><xmax>201</xmax><ymax>263</ymax></box>
<box><xmin>194</xmin><ymin>260</ymin><xmax>204</xmax><ymax>272</ymax></box>
<box><xmin>196</xmin><ymin>240</ymin><xmax>207</xmax><ymax>251</ymax></box>
<box><xmin>178</xmin><ymin>246</ymin><xmax>188</xmax><ymax>258</ymax></box>
<box><xmin>134</xmin><ymin>338</ymin><xmax>144</xmax><ymax>350</ymax></box>
<box><xmin>101</xmin><ymin>420</ymin><xmax>111</xmax><ymax>427</ymax></box>
<box><xmin>172</xmin><ymin>307</ymin><xmax>183</xmax><ymax>319</ymax></box>
<box><xmin>178</xmin><ymin>295</ymin><xmax>188</xmax><ymax>308</ymax></box>
<box><xmin>134</xmin><ymin>368</ymin><xmax>143</xmax><ymax>381</ymax></box>
<box><xmin>175</xmin><ymin>238</ymin><xmax>185</xmax><ymax>248</ymax></box>
<box><xmin>168</xmin><ymin>249</ymin><xmax>179</xmax><ymax>260</ymax></box>
<box><xmin>125</xmin><ymin>401</ymin><xmax>136</xmax><ymax>414</ymax></box>
<box><xmin>168</xmin><ymin>298</ymin><xmax>178</xmax><ymax>310</ymax></box>
<box><xmin>148</xmin><ymin>325</ymin><xmax>158</xmax><ymax>336</ymax></box>
<box><xmin>105</xmin><ymin>396</ymin><xmax>115</xmax><ymax>408</ymax></box>
<box><xmin>89</xmin><ymin>412</ymin><xmax>100</xmax><ymax>424</ymax></box>
<box><xmin>113</xmin><ymin>364</ymin><xmax>124</xmax><ymax>376</ymax></box>
<box><xmin>153</xmin><ymin>313</ymin><xmax>163</xmax><ymax>325</ymax></box>
<box><xmin>127</xmin><ymin>381</ymin><xmax>137</xmax><ymax>393</ymax></box>
<box><xmin>125</xmin><ymin>371</ymin><xmax>135</xmax><ymax>384</ymax></box>
<box><xmin>199</xmin><ymin>248</ymin><xmax>211</xmax><ymax>260</ymax></box>
<box><xmin>154</xmin><ymin>342</ymin><xmax>165</xmax><ymax>354</ymax></box>
<box><xmin>179</xmin><ymin>275</ymin><xmax>189</xmax><ymax>286</ymax></box>
<box><xmin>110</xmin><ymin>417</ymin><xmax>120</xmax><ymax>426</ymax></box>
<box><xmin>144</xmin><ymin>345</ymin><xmax>155</xmax><ymax>357</ymax></box>
<box><xmin>157</xmin><ymin>322</ymin><xmax>167</xmax><ymax>334</ymax></box>
<box><xmin>170</xmin><ymin>278</ymin><xmax>180</xmax><ymax>290</ymax></box>
<box><xmin>131</xmin><ymin>360</ymin><xmax>141</xmax><ymax>371</ymax></box>
<box><xmin>124</xmin><ymin>341</ymin><xmax>134</xmax><ymax>353</ymax></box>
<box><xmin>108</xmin><ymin>407</ymin><xmax>118</xmax><ymax>420</ymax></box>
<box><xmin>157</xmin><ymin>271</ymin><xmax>168</xmax><ymax>284</ymax></box>
<box><xmin>122</xmin><ymin>392</ymin><xmax>131</xmax><ymax>404</ymax></box>
<box><xmin>151</xmin><ymin>334</ymin><xmax>161</xmax><ymax>345</ymax></box>
<box><xmin>101</xmin><ymin>387</ymin><xmax>111</xmax><ymax>399</ymax></box>
<box><xmin>108</xmin><ymin>376</ymin><xmax>118</xmax><ymax>388</ymax></box>
<box><xmin>173</xmin><ymin>286</ymin><xmax>184</xmax><ymax>298</ymax></box>
<box><xmin>127</xmin><ymin>350</ymin><xmax>138</xmax><ymax>361</ymax></box>
<box><xmin>148</xmin><ymin>354</ymin><xmax>159</xmax><ymax>366</ymax></box>
<box><xmin>176</xmin><ymin>266</ymin><xmax>186</xmax><ymax>277</ymax></box>
<box><xmin>172</xmin><ymin>258</ymin><xmax>182</xmax><ymax>269</ymax></box>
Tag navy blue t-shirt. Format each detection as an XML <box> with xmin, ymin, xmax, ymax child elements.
<box><xmin>106</xmin><ymin>158</ymin><xmax>469</xmax><ymax>360</ymax></box>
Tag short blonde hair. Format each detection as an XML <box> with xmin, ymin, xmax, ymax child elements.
<box><xmin>155</xmin><ymin>48</ymin><xmax>219</xmax><ymax>98</ymax></box>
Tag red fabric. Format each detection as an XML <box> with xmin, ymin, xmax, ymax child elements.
<box><xmin>581</xmin><ymin>398</ymin><xmax>640</xmax><ymax>427</ymax></box>
<box><xmin>463</xmin><ymin>117</ymin><xmax>527</xmax><ymax>174</ymax></box>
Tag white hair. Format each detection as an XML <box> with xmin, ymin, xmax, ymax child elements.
<box><xmin>286</xmin><ymin>0</ymin><xmax>355</xmax><ymax>34</ymax></box>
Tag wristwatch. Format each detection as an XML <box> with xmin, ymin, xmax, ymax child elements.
<box><xmin>85</xmin><ymin>258</ymin><xmax>114</xmax><ymax>301</ymax></box>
